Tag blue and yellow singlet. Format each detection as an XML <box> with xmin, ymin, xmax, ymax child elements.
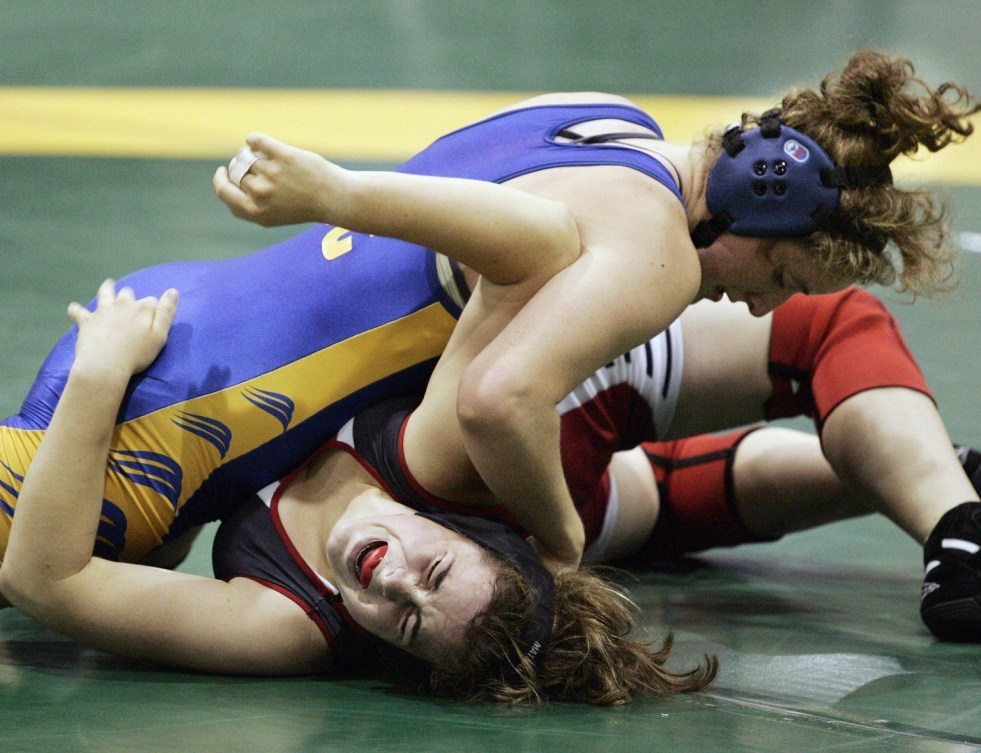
<box><xmin>0</xmin><ymin>102</ymin><xmax>680</xmax><ymax>562</ymax></box>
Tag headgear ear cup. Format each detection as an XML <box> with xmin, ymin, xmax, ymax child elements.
<box><xmin>692</xmin><ymin>109</ymin><xmax>892</xmax><ymax>247</ymax></box>
<box><xmin>707</xmin><ymin>121</ymin><xmax>839</xmax><ymax>237</ymax></box>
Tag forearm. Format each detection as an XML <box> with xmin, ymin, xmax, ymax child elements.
<box><xmin>458</xmin><ymin>375</ymin><xmax>585</xmax><ymax>568</ymax></box>
<box><xmin>333</xmin><ymin>170</ymin><xmax>581</xmax><ymax>285</ymax></box>
<box><xmin>0</xmin><ymin>362</ymin><xmax>128</xmax><ymax>604</ymax></box>
<box><xmin>217</xmin><ymin>136</ymin><xmax>582</xmax><ymax>287</ymax></box>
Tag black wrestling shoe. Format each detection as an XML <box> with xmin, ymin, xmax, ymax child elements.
<box><xmin>920</xmin><ymin>501</ymin><xmax>981</xmax><ymax>642</ymax></box>
<box><xmin>956</xmin><ymin>445</ymin><xmax>981</xmax><ymax>493</ymax></box>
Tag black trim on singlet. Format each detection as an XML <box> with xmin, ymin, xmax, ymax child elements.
<box><xmin>661</xmin><ymin>327</ymin><xmax>673</xmax><ymax>399</ymax></box>
<box><xmin>768</xmin><ymin>361</ymin><xmax>811</xmax><ymax>383</ymax></box>
<box><xmin>350</xmin><ymin>396</ymin><xmax>436</xmax><ymax>513</ymax></box>
<box><xmin>721</xmin><ymin>428</ymin><xmax>768</xmax><ymax>540</ymax></box>
<box><xmin>556</xmin><ymin>129</ymin><xmax>665</xmax><ymax>145</ymax></box>
<box><xmin>212</xmin><ymin>496</ymin><xmax>370</xmax><ymax>671</ymax></box>
<box><xmin>635</xmin><ymin>427</ymin><xmax>773</xmax><ymax>561</ymax></box>
<box><xmin>642</xmin><ymin>446</ymin><xmax>733</xmax><ymax>471</ymax></box>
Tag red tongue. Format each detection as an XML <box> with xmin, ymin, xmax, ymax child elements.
<box><xmin>359</xmin><ymin>544</ymin><xmax>388</xmax><ymax>588</ymax></box>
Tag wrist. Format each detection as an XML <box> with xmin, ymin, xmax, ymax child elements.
<box><xmin>314</xmin><ymin>163</ymin><xmax>360</xmax><ymax>226</ymax></box>
<box><xmin>550</xmin><ymin>516</ymin><xmax>586</xmax><ymax>561</ymax></box>
<box><xmin>68</xmin><ymin>358</ymin><xmax>133</xmax><ymax>391</ymax></box>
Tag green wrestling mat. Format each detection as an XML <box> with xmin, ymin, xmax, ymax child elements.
<box><xmin>1</xmin><ymin>3</ymin><xmax>978</xmax><ymax>751</ymax></box>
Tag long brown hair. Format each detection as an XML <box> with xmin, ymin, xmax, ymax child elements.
<box><xmin>429</xmin><ymin>564</ymin><xmax>717</xmax><ymax>705</ymax></box>
<box><xmin>713</xmin><ymin>50</ymin><xmax>979</xmax><ymax>296</ymax></box>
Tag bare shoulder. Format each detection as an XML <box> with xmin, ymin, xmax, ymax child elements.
<box><xmin>506</xmin><ymin>162</ymin><xmax>699</xmax><ymax>314</ymax></box>
<box><xmin>494</xmin><ymin>91</ymin><xmax>644</xmax><ymax>114</ymax></box>
<box><xmin>507</xmin><ymin>161</ymin><xmax>688</xmax><ymax>232</ymax></box>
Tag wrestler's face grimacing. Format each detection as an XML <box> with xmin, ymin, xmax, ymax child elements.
<box><xmin>327</xmin><ymin>489</ymin><xmax>497</xmax><ymax>665</ymax></box>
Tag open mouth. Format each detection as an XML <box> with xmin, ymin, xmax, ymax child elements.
<box><xmin>355</xmin><ymin>541</ymin><xmax>388</xmax><ymax>589</ymax></box>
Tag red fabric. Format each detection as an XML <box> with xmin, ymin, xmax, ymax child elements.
<box><xmin>766</xmin><ymin>288</ymin><xmax>931</xmax><ymax>427</ymax></box>
<box><xmin>638</xmin><ymin>428</ymin><xmax>763</xmax><ymax>558</ymax></box>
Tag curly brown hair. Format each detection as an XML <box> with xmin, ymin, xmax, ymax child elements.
<box><xmin>428</xmin><ymin>563</ymin><xmax>717</xmax><ymax>705</ymax></box>
<box><xmin>708</xmin><ymin>50</ymin><xmax>978</xmax><ymax>296</ymax></box>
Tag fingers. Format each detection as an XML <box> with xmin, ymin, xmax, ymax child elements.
<box><xmin>66</xmin><ymin>301</ymin><xmax>89</xmax><ymax>326</ymax></box>
<box><xmin>213</xmin><ymin>164</ymin><xmax>232</xmax><ymax>194</ymax></box>
<box><xmin>216</xmin><ymin>134</ymin><xmax>309</xmax><ymax>226</ymax></box>
<box><xmin>72</xmin><ymin>280</ymin><xmax>179</xmax><ymax>323</ymax></box>
<box><xmin>213</xmin><ymin>164</ymin><xmax>261</xmax><ymax>220</ymax></box>
<box><xmin>96</xmin><ymin>277</ymin><xmax>116</xmax><ymax>307</ymax></box>
<box><xmin>153</xmin><ymin>288</ymin><xmax>179</xmax><ymax>338</ymax></box>
<box><xmin>246</xmin><ymin>132</ymin><xmax>285</xmax><ymax>159</ymax></box>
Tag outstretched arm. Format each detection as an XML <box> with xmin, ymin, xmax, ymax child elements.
<box><xmin>0</xmin><ymin>282</ymin><xmax>330</xmax><ymax>674</ymax></box>
<box><xmin>214</xmin><ymin>133</ymin><xmax>581</xmax><ymax>286</ymax></box>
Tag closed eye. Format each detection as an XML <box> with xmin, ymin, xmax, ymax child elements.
<box><xmin>426</xmin><ymin>557</ymin><xmax>442</xmax><ymax>586</ymax></box>
<box><xmin>407</xmin><ymin>560</ymin><xmax>451</xmax><ymax>646</ymax></box>
<box><xmin>773</xmin><ymin>266</ymin><xmax>810</xmax><ymax>296</ymax></box>
<box><xmin>407</xmin><ymin>611</ymin><xmax>421</xmax><ymax>644</ymax></box>
<box><xmin>432</xmin><ymin>560</ymin><xmax>451</xmax><ymax>591</ymax></box>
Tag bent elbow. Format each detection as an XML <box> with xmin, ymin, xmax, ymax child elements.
<box><xmin>457</xmin><ymin>361</ymin><xmax>537</xmax><ymax>440</ymax></box>
<box><xmin>0</xmin><ymin>557</ymin><xmax>66</xmax><ymax>616</ymax></box>
<box><xmin>0</xmin><ymin>564</ymin><xmax>32</xmax><ymax>611</ymax></box>
<box><xmin>534</xmin><ymin>204</ymin><xmax>583</xmax><ymax>283</ymax></box>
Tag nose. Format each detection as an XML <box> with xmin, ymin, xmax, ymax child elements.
<box><xmin>745</xmin><ymin>291</ymin><xmax>786</xmax><ymax>317</ymax></box>
<box><xmin>376</xmin><ymin>565</ymin><xmax>417</xmax><ymax>603</ymax></box>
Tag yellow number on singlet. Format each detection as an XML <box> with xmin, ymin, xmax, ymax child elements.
<box><xmin>321</xmin><ymin>226</ymin><xmax>354</xmax><ymax>260</ymax></box>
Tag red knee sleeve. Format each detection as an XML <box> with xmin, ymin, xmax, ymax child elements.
<box><xmin>633</xmin><ymin>428</ymin><xmax>770</xmax><ymax>560</ymax></box>
<box><xmin>766</xmin><ymin>288</ymin><xmax>931</xmax><ymax>428</ymax></box>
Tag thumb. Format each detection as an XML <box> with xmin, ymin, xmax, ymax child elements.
<box><xmin>66</xmin><ymin>301</ymin><xmax>91</xmax><ymax>326</ymax></box>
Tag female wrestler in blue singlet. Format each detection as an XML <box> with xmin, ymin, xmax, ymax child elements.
<box><xmin>0</xmin><ymin>100</ymin><xmax>683</xmax><ymax>563</ymax></box>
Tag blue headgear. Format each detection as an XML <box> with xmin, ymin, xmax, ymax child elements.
<box><xmin>691</xmin><ymin>109</ymin><xmax>892</xmax><ymax>249</ymax></box>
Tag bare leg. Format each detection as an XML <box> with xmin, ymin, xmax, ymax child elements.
<box><xmin>671</xmin><ymin>292</ymin><xmax>978</xmax><ymax>541</ymax></box>
<box><xmin>821</xmin><ymin>388</ymin><xmax>979</xmax><ymax>543</ymax></box>
<box><xmin>612</xmin><ymin>424</ymin><xmax>978</xmax><ymax>551</ymax></box>
<box><xmin>608</xmin><ymin>427</ymin><xmax>873</xmax><ymax>560</ymax></box>
<box><xmin>729</xmin><ymin>427</ymin><xmax>875</xmax><ymax>538</ymax></box>
<box><xmin>600</xmin><ymin>450</ymin><xmax>660</xmax><ymax>561</ymax></box>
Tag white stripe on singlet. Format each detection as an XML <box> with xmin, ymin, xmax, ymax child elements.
<box><xmin>556</xmin><ymin>318</ymin><xmax>684</xmax><ymax>437</ymax></box>
<box><xmin>558</xmin><ymin>319</ymin><xmax>684</xmax><ymax>561</ymax></box>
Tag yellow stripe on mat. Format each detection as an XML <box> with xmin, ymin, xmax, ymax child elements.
<box><xmin>0</xmin><ymin>87</ymin><xmax>977</xmax><ymax>184</ymax></box>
